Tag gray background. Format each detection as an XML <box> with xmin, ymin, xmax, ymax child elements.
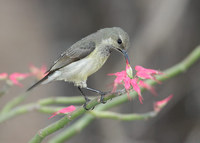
<box><xmin>0</xmin><ymin>0</ymin><xmax>200</xmax><ymax>143</ymax></box>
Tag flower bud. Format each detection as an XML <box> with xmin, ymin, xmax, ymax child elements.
<box><xmin>126</xmin><ymin>64</ymin><xmax>133</xmax><ymax>78</ymax></box>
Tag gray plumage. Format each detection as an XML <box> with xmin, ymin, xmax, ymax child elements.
<box><xmin>27</xmin><ymin>27</ymin><xmax>130</xmax><ymax>91</ymax></box>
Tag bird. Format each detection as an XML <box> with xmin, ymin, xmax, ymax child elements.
<box><xmin>27</xmin><ymin>27</ymin><xmax>130</xmax><ymax>109</ymax></box>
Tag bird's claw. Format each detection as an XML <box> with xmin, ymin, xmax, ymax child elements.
<box><xmin>83</xmin><ymin>98</ymin><xmax>95</xmax><ymax>110</ymax></box>
<box><xmin>100</xmin><ymin>92</ymin><xmax>107</xmax><ymax>104</ymax></box>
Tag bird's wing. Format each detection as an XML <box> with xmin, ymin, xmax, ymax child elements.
<box><xmin>46</xmin><ymin>41</ymin><xmax>96</xmax><ymax>73</ymax></box>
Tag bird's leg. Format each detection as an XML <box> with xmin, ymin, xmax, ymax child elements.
<box><xmin>84</xmin><ymin>87</ymin><xmax>107</xmax><ymax>104</ymax></box>
<box><xmin>78</xmin><ymin>87</ymin><xmax>93</xmax><ymax>110</ymax></box>
<box><xmin>78</xmin><ymin>87</ymin><xmax>90</xmax><ymax>102</ymax></box>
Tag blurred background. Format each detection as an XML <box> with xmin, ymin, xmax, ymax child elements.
<box><xmin>0</xmin><ymin>0</ymin><xmax>200</xmax><ymax>143</ymax></box>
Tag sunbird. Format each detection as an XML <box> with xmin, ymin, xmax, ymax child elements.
<box><xmin>27</xmin><ymin>27</ymin><xmax>130</xmax><ymax>109</ymax></box>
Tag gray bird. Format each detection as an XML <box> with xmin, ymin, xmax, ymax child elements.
<box><xmin>27</xmin><ymin>27</ymin><xmax>130</xmax><ymax>109</ymax></box>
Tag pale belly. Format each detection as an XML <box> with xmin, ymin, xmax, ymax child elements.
<box><xmin>53</xmin><ymin>56</ymin><xmax>108</xmax><ymax>87</ymax></box>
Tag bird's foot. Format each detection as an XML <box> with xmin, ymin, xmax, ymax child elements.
<box><xmin>99</xmin><ymin>92</ymin><xmax>107</xmax><ymax>104</ymax></box>
<box><xmin>83</xmin><ymin>98</ymin><xmax>95</xmax><ymax>110</ymax></box>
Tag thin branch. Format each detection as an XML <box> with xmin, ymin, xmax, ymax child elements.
<box><xmin>48</xmin><ymin>114</ymin><xmax>95</xmax><ymax>143</ymax></box>
<box><xmin>0</xmin><ymin>104</ymin><xmax>71</xmax><ymax>123</ymax></box>
<box><xmin>0</xmin><ymin>103</ymin><xmax>35</xmax><ymax>123</ymax></box>
<box><xmin>38</xmin><ymin>96</ymin><xmax>86</xmax><ymax>105</ymax></box>
<box><xmin>0</xmin><ymin>95</ymin><xmax>86</xmax><ymax>123</ymax></box>
<box><xmin>29</xmin><ymin>46</ymin><xmax>200</xmax><ymax>143</ymax></box>
<box><xmin>89</xmin><ymin>110</ymin><xmax>157</xmax><ymax>121</ymax></box>
<box><xmin>0</xmin><ymin>93</ymin><xmax>27</xmax><ymax>114</ymax></box>
<box><xmin>38</xmin><ymin>106</ymin><xmax>66</xmax><ymax>114</ymax></box>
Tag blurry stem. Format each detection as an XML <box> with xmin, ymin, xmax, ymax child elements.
<box><xmin>0</xmin><ymin>93</ymin><xmax>27</xmax><ymax>114</ymax></box>
<box><xmin>89</xmin><ymin>110</ymin><xmax>157</xmax><ymax>121</ymax></box>
<box><xmin>0</xmin><ymin>103</ymin><xmax>35</xmax><ymax>123</ymax></box>
<box><xmin>0</xmin><ymin>104</ymin><xmax>66</xmax><ymax>123</ymax></box>
<box><xmin>0</xmin><ymin>95</ymin><xmax>86</xmax><ymax>123</ymax></box>
<box><xmin>29</xmin><ymin>46</ymin><xmax>200</xmax><ymax>143</ymax></box>
<box><xmin>1</xmin><ymin>95</ymin><xmax>85</xmax><ymax>113</ymax></box>
<box><xmin>1</xmin><ymin>81</ymin><xmax>85</xmax><ymax>114</ymax></box>
<box><xmin>155</xmin><ymin>46</ymin><xmax>200</xmax><ymax>83</ymax></box>
<box><xmin>38</xmin><ymin>96</ymin><xmax>85</xmax><ymax>105</ymax></box>
<box><xmin>48</xmin><ymin>114</ymin><xmax>95</xmax><ymax>143</ymax></box>
<box><xmin>37</xmin><ymin>106</ymin><xmax>66</xmax><ymax>114</ymax></box>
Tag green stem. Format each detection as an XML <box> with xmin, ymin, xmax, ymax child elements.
<box><xmin>89</xmin><ymin>110</ymin><xmax>157</xmax><ymax>121</ymax></box>
<box><xmin>0</xmin><ymin>104</ymin><xmax>71</xmax><ymax>123</ymax></box>
<box><xmin>0</xmin><ymin>103</ymin><xmax>35</xmax><ymax>123</ymax></box>
<box><xmin>38</xmin><ymin>96</ymin><xmax>85</xmax><ymax>105</ymax></box>
<box><xmin>29</xmin><ymin>46</ymin><xmax>200</xmax><ymax>143</ymax></box>
<box><xmin>29</xmin><ymin>91</ymin><xmax>123</xmax><ymax>143</ymax></box>
<box><xmin>48</xmin><ymin>114</ymin><xmax>95</xmax><ymax>143</ymax></box>
<box><xmin>1</xmin><ymin>93</ymin><xmax>27</xmax><ymax>114</ymax></box>
<box><xmin>50</xmin><ymin>108</ymin><xmax>158</xmax><ymax>143</ymax></box>
<box><xmin>0</xmin><ymin>95</ymin><xmax>86</xmax><ymax>123</ymax></box>
<box><xmin>160</xmin><ymin>46</ymin><xmax>200</xmax><ymax>81</ymax></box>
<box><xmin>38</xmin><ymin>106</ymin><xmax>66</xmax><ymax>114</ymax></box>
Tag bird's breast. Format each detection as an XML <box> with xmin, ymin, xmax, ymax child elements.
<box><xmin>58</xmin><ymin>48</ymin><xmax>110</xmax><ymax>83</ymax></box>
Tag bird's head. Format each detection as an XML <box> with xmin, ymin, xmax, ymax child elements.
<box><xmin>98</xmin><ymin>27</ymin><xmax>130</xmax><ymax>63</ymax></box>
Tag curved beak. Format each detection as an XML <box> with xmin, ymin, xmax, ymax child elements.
<box><xmin>119</xmin><ymin>49</ymin><xmax>130</xmax><ymax>64</ymax></box>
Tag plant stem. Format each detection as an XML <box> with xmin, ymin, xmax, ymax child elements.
<box><xmin>89</xmin><ymin>110</ymin><xmax>157</xmax><ymax>121</ymax></box>
<box><xmin>0</xmin><ymin>104</ymin><xmax>71</xmax><ymax>123</ymax></box>
<box><xmin>29</xmin><ymin>46</ymin><xmax>200</xmax><ymax>143</ymax></box>
<box><xmin>1</xmin><ymin>93</ymin><xmax>27</xmax><ymax>114</ymax></box>
<box><xmin>49</xmin><ymin>114</ymin><xmax>94</xmax><ymax>143</ymax></box>
<box><xmin>0</xmin><ymin>103</ymin><xmax>35</xmax><ymax>123</ymax></box>
<box><xmin>38</xmin><ymin>96</ymin><xmax>85</xmax><ymax>105</ymax></box>
<box><xmin>0</xmin><ymin>95</ymin><xmax>86</xmax><ymax>123</ymax></box>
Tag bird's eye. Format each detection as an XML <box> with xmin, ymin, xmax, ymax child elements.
<box><xmin>117</xmin><ymin>38</ymin><xmax>122</xmax><ymax>44</ymax></box>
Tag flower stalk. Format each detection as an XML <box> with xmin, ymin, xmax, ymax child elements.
<box><xmin>28</xmin><ymin>46</ymin><xmax>200</xmax><ymax>143</ymax></box>
<box><xmin>89</xmin><ymin>110</ymin><xmax>157</xmax><ymax>121</ymax></box>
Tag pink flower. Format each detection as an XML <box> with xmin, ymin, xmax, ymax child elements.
<box><xmin>29</xmin><ymin>64</ymin><xmax>47</xmax><ymax>80</ymax></box>
<box><xmin>135</xmin><ymin>65</ymin><xmax>163</xmax><ymax>83</ymax></box>
<box><xmin>108</xmin><ymin>71</ymin><xmax>127</xmax><ymax>92</ymax></box>
<box><xmin>9</xmin><ymin>73</ymin><xmax>30</xmax><ymax>87</ymax></box>
<box><xmin>108</xmin><ymin>62</ymin><xmax>163</xmax><ymax>103</ymax></box>
<box><xmin>130</xmin><ymin>78</ymin><xmax>143</xmax><ymax>103</ymax></box>
<box><xmin>139</xmin><ymin>80</ymin><xmax>157</xmax><ymax>96</ymax></box>
<box><xmin>48</xmin><ymin>105</ymin><xmax>76</xmax><ymax>119</ymax></box>
<box><xmin>154</xmin><ymin>95</ymin><xmax>173</xmax><ymax>112</ymax></box>
<box><xmin>0</xmin><ymin>73</ymin><xmax>8</xmax><ymax>80</ymax></box>
<box><xmin>108</xmin><ymin>63</ymin><xmax>143</xmax><ymax>103</ymax></box>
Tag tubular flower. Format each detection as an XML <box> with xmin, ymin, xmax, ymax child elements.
<box><xmin>108</xmin><ymin>62</ymin><xmax>143</xmax><ymax>103</ymax></box>
<box><xmin>130</xmin><ymin>78</ymin><xmax>143</xmax><ymax>103</ymax></box>
<box><xmin>9</xmin><ymin>73</ymin><xmax>30</xmax><ymax>87</ymax></box>
<box><xmin>108</xmin><ymin>71</ymin><xmax>127</xmax><ymax>92</ymax></box>
<box><xmin>138</xmin><ymin>80</ymin><xmax>157</xmax><ymax>96</ymax></box>
<box><xmin>135</xmin><ymin>65</ymin><xmax>163</xmax><ymax>83</ymax></box>
<box><xmin>154</xmin><ymin>95</ymin><xmax>173</xmax><ymax>112</ymax></box>
<box><xmin>48</xmin><ymin>105</ymin><xmax>76</xmax><ymax>119</ymax></box>
<box><xmin>108</xmin><ymin>62</ymin><xmax>163</xmax><ymax>103</ymax></box>
<box><xmin>29</xmin><ymin>64</ymin><xmax>47</xmax><ymax>80</ymax></box>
